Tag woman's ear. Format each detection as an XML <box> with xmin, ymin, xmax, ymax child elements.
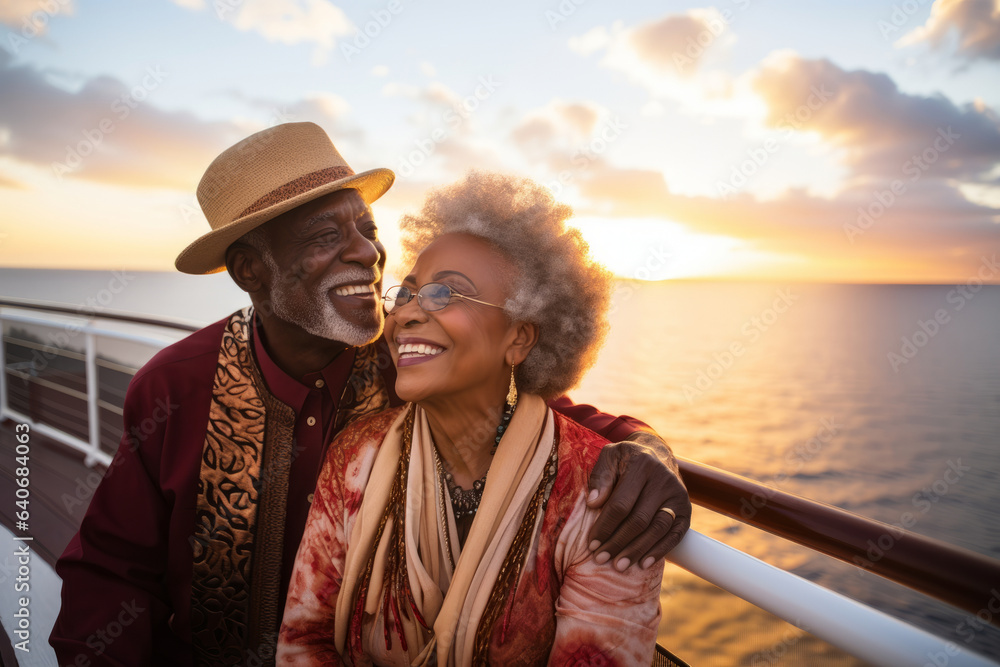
<box><xmin>505</xmin><ymin>321</ymin><xmax>539</xmax><ymax>367</ymax></box>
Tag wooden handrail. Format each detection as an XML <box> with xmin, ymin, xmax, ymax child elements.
<box><xmin>679</xmin><ymin>458</ymin><xmax>1000</xmax><ymax>626</ymax></box>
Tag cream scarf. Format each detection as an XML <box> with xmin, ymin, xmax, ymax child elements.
<box><xmin>335</xmin><ymin>394</ymin><xmax>554</xmax><ymax>666</ymax></box>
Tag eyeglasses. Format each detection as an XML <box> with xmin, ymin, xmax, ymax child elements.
<box><xmin>382</xmin><ymin>282</ymin><xmax>504</xmax><ymax>314</ymax></box>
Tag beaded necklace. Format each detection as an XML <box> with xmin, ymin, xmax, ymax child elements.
<box><xmin>438</xmin><ymin>402</ymin><xmax>515</xmax><ymax>520</ymax></box>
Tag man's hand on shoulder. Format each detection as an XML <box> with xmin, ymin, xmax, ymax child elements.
<box><xmin>586</xmin><ymin>430</ymin><xmax>691</xmax><ymax>570</ymax></box>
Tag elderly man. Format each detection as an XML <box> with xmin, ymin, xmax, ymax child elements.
<box><xmin>49</xmin><ymin>122</ymin><xmax>690</xmax><ymax>666</ymax></box>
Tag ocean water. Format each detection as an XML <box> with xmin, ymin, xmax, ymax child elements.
<box><xmin>571</xmin><ymin>280</ymin><xmax>1000</xmax><ymax>664</ymax></box>
<box><xmin>2</xmin><ymin>269</ymin><xmax>999</xmax><ymax>664</ymax></box>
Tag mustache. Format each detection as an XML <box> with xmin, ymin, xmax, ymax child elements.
<box><xmin>321</xmin><ymin>267</ymin><xmax>382</xmax><ymax>290</ymax></box>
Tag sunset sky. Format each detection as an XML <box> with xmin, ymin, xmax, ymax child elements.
<box><xmin>0</xmin><ymin>0</ymin><xmax>998</xmax><ymax>282</ymax></box>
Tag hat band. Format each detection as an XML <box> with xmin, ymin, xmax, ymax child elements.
<box><xmin>237</xmin><ymin>165</ymin><xmax>356</xmax><ymax>219</ymax></box>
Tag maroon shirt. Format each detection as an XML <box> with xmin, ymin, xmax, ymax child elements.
<box><xmin>50</xmin><ymin>313</ymin><xmax>648</xmax><ymax>666</ymax></box>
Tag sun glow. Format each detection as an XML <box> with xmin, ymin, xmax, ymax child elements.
<box><xmin>568</xmin><ymin>216</ymin><xmax>800</xmax><ymax>281</ymax></box>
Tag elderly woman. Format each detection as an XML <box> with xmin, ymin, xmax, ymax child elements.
<box><xmin>277</xmin><ymin>172</ymin><xmax>667</xmax><ymax>666</ymax></box>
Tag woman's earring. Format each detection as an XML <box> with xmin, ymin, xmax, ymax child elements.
<box><xmin>506</xmin><ymin>364</ymin><xmax>518</xmax><ymax>408</ymax></box>
<box><xmin>494</xmin><ymin>365</ymin><xmax>519</xmax><ymax>455</ymax></box>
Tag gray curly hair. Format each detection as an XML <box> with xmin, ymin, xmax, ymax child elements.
<box><xmin>399</xmin><ymin>171</ymin><xmax>612</xmax><ymax>398</ymax></box>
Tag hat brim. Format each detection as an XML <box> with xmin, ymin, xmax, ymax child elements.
<box><xmin>174</xmin><ymin>167</ymin><xmax>395</xmax><ymax>275</ymax></box>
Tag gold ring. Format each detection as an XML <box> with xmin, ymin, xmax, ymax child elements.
<box><xmin>659</xmin><ymin>507</ymin><xmax>677</xmax><ymax>520</ymax></box>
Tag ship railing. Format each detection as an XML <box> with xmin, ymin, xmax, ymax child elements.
<box><xmin>0</xmin><ymin>298</ymin><xmax>998</xmax><ymax>667</ymax></box>
<box><xmin>670</xmin><ymin>463</ymin><xmax>1000</xmax><ymax>666</ymax></box>
<box><xmin>0</xmin><ymin>297</ymin><xmax>197</xmax><ymax>467</ymax></box>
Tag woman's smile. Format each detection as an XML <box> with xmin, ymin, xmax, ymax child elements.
<box><xmin>395</xmin><ymin>336</ymin><xmax>448</xmax><ymax>366</ymax></box>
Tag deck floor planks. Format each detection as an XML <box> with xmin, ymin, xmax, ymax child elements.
<box><xmin>0</xmin><ymin>419</ymin><xmax>106</xmax><ymax>568</ymax></box>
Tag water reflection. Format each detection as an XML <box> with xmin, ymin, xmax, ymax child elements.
<box><xmin>572</xmin><ymin>282</ymin><xmax>1000</xmax><ymax>664</ymax></box>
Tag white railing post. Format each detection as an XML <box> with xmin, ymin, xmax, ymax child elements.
<box><xmin>85</xmin><ymin>330</ymin><xmax>101</xmax><ymax>467</ymax></box>
<box><xmin>0</xmin><ymin>306</ymin><xmax>181</xmax><ymax>469</ymax></box>
<box><xmin>0</xmin><ymin>310</ymin><xmax>7</xmax><ymax>420</ymax></box>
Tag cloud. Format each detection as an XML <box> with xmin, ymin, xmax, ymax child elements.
<box><xmin>0</xmin><ymin>0</ymin><xmax>74</xmax><ymax>33</ymax></box>
<box><xmin>421</xmin><ymin>82</ymin><xmax>461</xmax><ymax>107</ymax></box>
<box><xmin>898</xmin><ymin>0</ymin><xmax>1000</xmax><ymax>61</ymax></box>
<box><xmin>509</xmin><ymin>100</ymin><xmax>608</xmax><ymax>166</ymax></box>
<box><xmin>751</xmin><ymin>52</ymin><xmax>1000</xmax><ymax>188</ymax></box>
<box><xmin>432</xmin><ymin>136</ymin><xmax>506</xmax><ymax>177</ymax></box>
<box><xmin>537</xmin><ymin>56</ymin><xmax>1000</xmax><ymax>280</ymax></box>
<box><xmin>228</xmin><ymin>90</ymin><xmax>365</xmax><ymax>146</ymax></box>
<box><xmin>0</xmin><ymin>170</ymin><xmax>28</xmax><ymax>189</ymax></box>
<box><xmin>0</xmin><ymin>53</ymin><xmax>360</xmax><ymax>190</ymax></box>
<box><xmin>558</xmin><ymin>102</ymin><xmax>602</xmax><ymax>136</ymax></box>
<box><xmin>170</xmin><ymin>0</ymin><xmax>353</xmax><ymax>64</ymax></box>
<box><xmin>571</xmin><ymin>157</ymin><xmax>1000</xmax><ymax>281</ymax></box>
<box><xmin>568</xmin><ymin>10</ymin><xmax>743</xmax><ymax>112</ymax></box>
<box><xmin>568</xmin><ymin>26</ymin><xmax>610</xmax><ymax>57</ymax></box>
<box><xmin>375</xmin><ymin>78</ymin><xmax>508</xmax><ymax>184</ymax></box>
<box><xmin>282</xmin><ymin>92</ymin><xmax>352</xmax><ymax>126</ymax></box>
<box><xmin>492</xmin><ymin>52</ymin><xmax>998</xmax><ymax>278</ymax></box>
<box><xmin>510</xmin><ymin>116</ymin><xmax>557</xmax><ymax>153</ymax></box>
<box><xmin>382</xmin><ymin>80</ymin><xmax>462</xmax><ymax>108</ymax></box>
<box><xmin>571</xmin><ymin>9</ymin><xmax>734</xmax><ymax>77</ymax></box>
<box><xmin>628</xmin><ymin>9</ymin><xmax>731</xmax><ymax>76</ymax></box>
<box><xmin>752</xmin><ymin>53</ymin><xmax>1000</xmax><ymax>193</ymax></box>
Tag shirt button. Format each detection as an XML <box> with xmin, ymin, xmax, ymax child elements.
<box><xmin>307</xmin><ymin>493</ymin><xmax>315</xmax><ymax>503</ymax></box>
<box><xmin>314</xmin><ymin>379</ymin><xmax>325</xmax><ymax>389</ymax></box>
<box><xmin>306</xmin><ymin>416</ymin><xmax>317</xmax><ymax>426</ymax></box>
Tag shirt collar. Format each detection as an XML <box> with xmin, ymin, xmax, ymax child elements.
<box><xmin>252</xmin><ymin>315</ymin><xmax>356</xmax><ymax>410</ymax></box>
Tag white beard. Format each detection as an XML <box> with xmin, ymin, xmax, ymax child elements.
<box><xmin>264</xmin><ymin>254</ymin><xmax>384</xmax><ymax>346</ymax></box>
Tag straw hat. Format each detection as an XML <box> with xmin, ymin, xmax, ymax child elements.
<box><xmin>175</xmin><ymin>122</ymin><xmax>395</xmax><ymax>274</ymax></box>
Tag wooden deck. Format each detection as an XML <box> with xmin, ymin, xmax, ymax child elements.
<box><xmin>0</xmin><ymin>418</ymin><xmax>103</xmax><ymax>567</ymax></box>
<box><xmin>0</xmin><ymin>417</ymin><xmax>107</xmax><ymax>666</ymax></box>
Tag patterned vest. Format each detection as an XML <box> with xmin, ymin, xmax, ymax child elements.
<box><xmin>188</xmin><ymin>307</ymin><xmax>390</xmax><ymax>665</ymax></box>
